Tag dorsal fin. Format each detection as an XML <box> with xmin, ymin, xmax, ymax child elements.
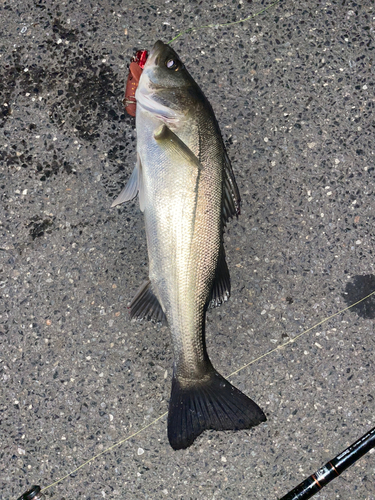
<box><xmin>208</xmin><ymin>244</ymin><xmax>230</xmax><ymax>308</ymax></box>
<box><xmin>222</xmin><ymin>151</ymin><xmax>241</xmax><ymax>224</ymax></box>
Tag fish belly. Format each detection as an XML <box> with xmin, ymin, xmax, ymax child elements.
<box><xmin>137</xmin><ymin>111</ymin><xmax>222</xmax><ymax>378</ymax></box>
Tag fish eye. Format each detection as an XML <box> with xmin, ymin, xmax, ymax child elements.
<box><xmin>165</xmin><ymin>58</ymin><xmax>180</xmax><ymax>71</ymax></box>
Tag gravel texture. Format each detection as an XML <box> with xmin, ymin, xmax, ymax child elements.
<box><xmin>1</xmin><ymin>0</ymin><xmax>375</xmax><ymax>499</ymax></box>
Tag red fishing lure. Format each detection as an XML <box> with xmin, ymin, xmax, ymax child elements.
<box><xmin>123</xmin><ymin>49</ymin><xmax>148</xmax><ymax>117</ymax></box>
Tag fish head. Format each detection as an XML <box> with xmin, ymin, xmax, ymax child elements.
<box><xmin>143</xmin><ymin>41</ymin><xmax>189</xmax><ymax>89</ymax></box>
<box><xmin>136</xmin><ymin>40</ymin><xmax>204</xmax><ymax>122</ymax></box>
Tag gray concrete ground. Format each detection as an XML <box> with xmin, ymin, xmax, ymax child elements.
<box><xmin>1</xmin><ymin>0</ymin><xmax>375</xmax><ymax>499</ymax></box>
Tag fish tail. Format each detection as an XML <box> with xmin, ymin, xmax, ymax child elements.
<box><xmin>167</xmin><ymin>367</ymin><xmax>266</xmax><ymax>450</ymax></box>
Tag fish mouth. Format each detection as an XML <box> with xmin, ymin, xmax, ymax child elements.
<box><xmin>141</xmin><ymin>40</ymin><xmax>170</xmax><ymax>88</ymax></box>
<box><xmin>135</xmin><ymin>40</ymin><xmax>185</xmax><ymax>122</ymax></box>
<box><xmin>143</xmin><ymin>40</ymin><xmax>185</xmax><ymax>85</ymax></box>
<box><xmin>146</xmin><ymin>40</ymin><xmax>168</xmax><ymax>67</ymax></box>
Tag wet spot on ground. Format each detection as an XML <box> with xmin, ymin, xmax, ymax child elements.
<box><xmin>343</xmin><ymin>275</ymin><xmax>375</xmax><ymax>320</ymax></box>
<box><xmin>28</xmin><ymin>216</ymin><xmax>55</xmax><ymax>240</ymax></box>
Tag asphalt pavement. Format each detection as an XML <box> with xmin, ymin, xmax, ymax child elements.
<box><xmin>1</xmin><ymin>0</ymin><xmax>375</xmax><ymax>498</ymax></box>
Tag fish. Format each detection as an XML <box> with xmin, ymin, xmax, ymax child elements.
<box><xmin>112</xmin><ymin>40</ymin><xmax>266</xmax><ymax>450</ymax></box>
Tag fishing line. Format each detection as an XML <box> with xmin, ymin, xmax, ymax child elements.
<box><xmin>167</xmin><ymin>0</ymin><xmax>281</xmax><ymax>44</ymax></box>
<box><xmin>228</xmin><ymin>288</ymin><xmax>375</xmax><ymax>377</ymax></box>
<box><xmin>19</xmin><ymin>1</ymin><xmax>372</xmax><ymax>496</ymax></box>
<box><xmin>38</xmin><ymin>288</ymin><xmax>375</xmax><ymax>495</ymax></box>
<box><xmin>40</xmin><ymin>412</ymin><xmax>167</xmax><ymax>494</ymax></box>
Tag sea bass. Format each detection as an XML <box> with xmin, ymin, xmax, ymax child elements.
<box><xmin>112</xmin><ymin>40</ymin><xmax>266</xmax><ymax>449</ymax></box>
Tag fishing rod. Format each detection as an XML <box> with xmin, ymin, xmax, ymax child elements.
<box><xmin>15</xmin><ymin>288</ymin><xmax>375</xmax><ymax>498</ymax></box>
<box><xmin>12</xmin><ymin>0</ymin><xmax>375</xmax><ymax>497</ymax></box>
<box><xmin>19</xmin><ymin>426</ymin><xmax>375</xmax><ymax>500</ymax></box>
<box><xmin>18</xmin><ymin>485</ymin><xmax>45</xmax><ymax>500</ymax></box>
<box><xmin>279</xmin><ymin>426</ymin><xmax>375</xmax><ymax>500</ymax></box>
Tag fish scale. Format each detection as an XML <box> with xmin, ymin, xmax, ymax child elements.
<box><xmin>112</xmin><ymin>40</ymin><xmax>266</xmax><ymax>449</ymax></box>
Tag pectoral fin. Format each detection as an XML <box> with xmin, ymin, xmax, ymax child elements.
<box><xmin>111</xmin><ymin>154</ymin><xmax>145</xmax><ymax>211</ymax></box>
<box><xmin>154</xmin><ymin>124</ymin><xmax>202</xmax><ymax>171</ymax></box>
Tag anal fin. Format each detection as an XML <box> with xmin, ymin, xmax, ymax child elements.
<box><xmin>129</xmin><ymin>280</ymin><xmax>166</xmax><ymax>323</ymax></box>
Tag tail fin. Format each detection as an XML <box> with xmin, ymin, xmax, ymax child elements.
<box><xmin>167</xmin><ymin>368</ymin><xmax>266</xmax><ymax>450</ymax></box>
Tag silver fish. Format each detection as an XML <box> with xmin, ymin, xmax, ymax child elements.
<box><xmin>112</xmin><ymin>40</ymin><xmax>266</xmax><ymax>449</ymax></box>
